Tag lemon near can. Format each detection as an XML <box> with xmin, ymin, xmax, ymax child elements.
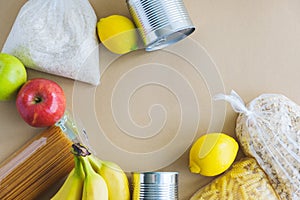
<box><xmin>189</xmin><ymin>133</ymin><xmax>239</xmax><ymax>176</ymax></box>
<box><xmin>97</xmin><ymin>15</ymin><xmax>138</xmax><ymax>54</ymax></box>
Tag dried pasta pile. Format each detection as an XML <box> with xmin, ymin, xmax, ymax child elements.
<box><xmin>190</xmin><ymin>158</ymin><xmax>279</xmax><ymax>200</ymax></box>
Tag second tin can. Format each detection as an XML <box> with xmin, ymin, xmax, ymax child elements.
<box><xmin>132</xmin><ymin>172</ymin><xmax>178</xmax><ymax>200</ymax></box>
<box><xmin>126</xmin><ymin>0</ymin><xmax>195</xmax><ymax>51</ymax></box>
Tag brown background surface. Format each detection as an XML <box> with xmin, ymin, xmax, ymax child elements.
<box><xmin>1</xmin><ymin>0</ymin><xmax>300</xmax><ymax>199</ymax></box>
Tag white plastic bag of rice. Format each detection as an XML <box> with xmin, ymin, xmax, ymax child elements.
<box><xmin>2</xmin><ymin>0</ymin><xmax>100</xmax><ymax>85</ymax></box>
<box><xmin>215</xmin><ymin>90</ymin><xmax>300</xmax><ymax>200</ymax></box>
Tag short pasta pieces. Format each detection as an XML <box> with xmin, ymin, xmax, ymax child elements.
<box><xmin>190</xmin><ymin>158</ymin><xmax>279</xmax><ymax>200</ymax></box>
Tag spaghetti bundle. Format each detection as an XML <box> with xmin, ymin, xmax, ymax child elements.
<box><xmin>0</xmin><ymin>126</ymin><xmax>74</xmax><ymax>200</ymax></box>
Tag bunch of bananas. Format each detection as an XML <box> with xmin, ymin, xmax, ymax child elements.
<box><xmin>51</xmin><ymin>143</ymin><xmax>130</xmax><ymax>200</ymax></box>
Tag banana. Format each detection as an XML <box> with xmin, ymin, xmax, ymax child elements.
<box><xmin>80</xmin><ymin>155</ymin><xmax>109</xmax><ymax>200</ymax></box>
<box><xmin>88</xmin><ymin>155</ymin><xmax>130</xmax><ymax>200</ymax></box>
<box><xmin>51</xmin><ymin>155</ymin><xmax>84</xmax><ymax>200</ymax></box>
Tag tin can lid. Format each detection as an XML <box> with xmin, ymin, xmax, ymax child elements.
<box><xmin>145</xmin><ymin>26</ymin><xmax>195</xmax><ymax>51</ymax></box>
<box><xmin>132</xmin><ymin>171</ymin><xmax>178</xmax><ymax>184</ymax></box>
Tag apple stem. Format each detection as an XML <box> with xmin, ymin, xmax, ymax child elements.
<box><xmin>34</xmin><ymin>97</ymin><xmax>42</xmax><ymax>103</ymax></box>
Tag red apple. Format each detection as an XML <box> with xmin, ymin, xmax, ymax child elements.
<box><xmin>16</xmin><ymin>78</ymin><xmax>66</xmax><ymax>127</ymax></box>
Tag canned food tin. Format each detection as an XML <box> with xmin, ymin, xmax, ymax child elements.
<box><xmin>132</xmin><ymin>172</ymin><xmax>178</xmax><ymax>200</ymax></box>
<box><xmin>126</xmin><ymin>0</ymin><xmax>195</xmax><ymax>51</ymax></box>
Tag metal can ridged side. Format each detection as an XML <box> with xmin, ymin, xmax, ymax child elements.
<box><xmin>131</xmin><ymin>172</ymin><xmax>179</xmax><ymax>200</ymax></box>
<box><xmin>127</xmin><ymin>0</ymin><xmax>195</xmax><ymax>51</ymax></box>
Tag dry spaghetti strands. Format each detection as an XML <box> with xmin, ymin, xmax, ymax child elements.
<box><xmin>20</xmin><ymin>153</ymin><xmax>74</xmax><ymax>200</ymax></box>
<box><xmin>6</xmin><ymin>144</ymin><xmax>72</xmax><ymax>200</ymax></box>
<box><xmin>190</xmin><ymin>158</ymin><xmax>280</xmax><ymax>200</ymax></box>
<box><xmin>0</xmin><ymin>126</ymin><xmax>74</xmax><ymax>200</ymax></box>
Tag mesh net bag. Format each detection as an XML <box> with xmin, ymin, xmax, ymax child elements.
<box><xmin>215</xmin><ymin>90</ymin><xmax>300</xmax><ymax>200</ymax></box>
<box><xmin>2</xmin><ymin>0</ymin><xmax>100</xmax><ymax>85</ymax></box>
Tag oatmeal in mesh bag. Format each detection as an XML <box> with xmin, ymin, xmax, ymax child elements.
<box><xmin>215</xmin><ymin>90</ymin><xmax>300</xmax><ymax>200</ymax></box>
<box><xmin>2</xmin><ymin>0</ymin><xmax>100</xmax><ymax>85</ymax></box>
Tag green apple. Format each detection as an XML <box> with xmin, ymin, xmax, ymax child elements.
<box><xmin>0</xmin><ymin>53</ymin><xmax>27</xmax><ymax>101</ymax></box>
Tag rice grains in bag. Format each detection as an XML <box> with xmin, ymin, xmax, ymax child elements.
<box><xmin>2</xmin><ymin>0</ymin><xmax>100</xmax><ymax>85</ymax></box>
<box><xmin>215</xmin><ymin>90</ymin><xmax>300</xmax><ymax>200</ymax></box>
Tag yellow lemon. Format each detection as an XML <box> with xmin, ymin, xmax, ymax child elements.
<box><xmin>189</xmin><ymin>133</ymin><xmax>239</xmax><ymax>176</ymax></box>
<box><xmin>97</xmin><ymin>15</ymin><xmax>138</xmax><ymax>54</ymax></box>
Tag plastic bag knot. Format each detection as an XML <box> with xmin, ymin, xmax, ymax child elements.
<box><xmin>213</xmin><ymin>90</ymin><xmax>252</xmax><ymax>116</ymax></box>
